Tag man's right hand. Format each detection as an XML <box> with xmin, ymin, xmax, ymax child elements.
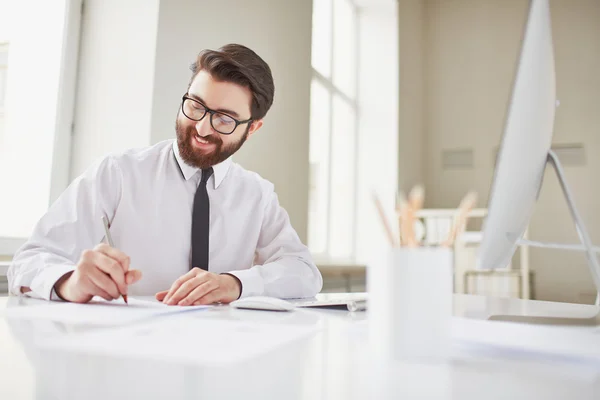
<box><xmin>54</xmin><ymin>243</ymin><xmax>142</xmax><ymax>303</ymax></box>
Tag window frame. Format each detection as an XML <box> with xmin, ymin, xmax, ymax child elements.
<box><xmin>308</xmin><ymin>0</ymin><xmax>360</xmax><ymax>261</ymax></box>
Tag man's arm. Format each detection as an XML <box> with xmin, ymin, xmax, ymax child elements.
<box><xmin>7</xmin><ymin>156</ymin><xmax>123</xmax><ymax>300</ymax></box>
<box><xmin>226</xmin><ymin>187</ymin><xmax>323</xmax><ymax>299</ymax></box>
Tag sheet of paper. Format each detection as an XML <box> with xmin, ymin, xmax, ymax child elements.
<box><xmin>3</xmin><ymin>297</ymin><xmax>210</xmax><ymax>325</ymax></box>
<box><xmin>346</xmin><ymin>317</ymin><xmax>600</xmax><ymax>369</ymax></box>
<box><xmin>452</xmin><ymin>317</ymin><xmax>600</xmax><ymax>365</ymax></box>
<box><xmin>38</xmin><ymin>315</ymin><xmax>320</xmax><ymax>365</ymax></box>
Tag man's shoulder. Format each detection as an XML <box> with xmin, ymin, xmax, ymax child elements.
<box><xmin>108</xmin><ymin>140</ymin><xmax>173</xmax><ymax>163</ymax></box>
<box><xmin>228</xmin><ymin>162</ymin><xmax>275</xmax><ymax>193</ymax></box>
<box><xmin>97</xmin><ymin>140</ymin><xmax>173</xmax><ymax>173</ymax></box>
<box><xmin>73</xmin><ymin>141</ymin><xmax>174</xmax><ymax>183</ymax></box>
<box><xmin>75</xmin><ymin>141</ymin><xmax>174</xmax><ymax>181</ymax></box>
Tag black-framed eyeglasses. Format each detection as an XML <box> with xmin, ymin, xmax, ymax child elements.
<box><xmin>180</xmin><ymin>94</ymin><xmax>253</xmax><ymax>135</ymax></box>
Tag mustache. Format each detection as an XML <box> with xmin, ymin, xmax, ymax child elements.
<box><xmin>187</xmin><ymin>127</ymin><xmax>221</xmax><ymax>145</ymax></box>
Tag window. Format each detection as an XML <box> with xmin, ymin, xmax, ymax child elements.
<box><xmin>0</xmin><ymin>0</ymin><xmax>81</xmax><ymax>254</ymax></box>
<box><xmin>308</xmin><ymin>0</ymin><xmax>358</xmax><ymax>260</ymax></box>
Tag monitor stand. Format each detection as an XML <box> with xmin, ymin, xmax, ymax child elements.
<box><xmin>488</xmin><ymin>150</ymin><xmax>600</xmax><ymax>326</ymax></box>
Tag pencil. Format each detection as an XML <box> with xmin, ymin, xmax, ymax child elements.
<box><xmin>396</xmin><ymin>191</ymin><xmax>414</xmax><ymax>247</ymax></box>
<box><xmin>406</xmin><ymin>185</ymin><xmax>425</xmax><ymax>247</ymax></box>
<box><xmin>101</xmin><ymin>216</ymin><xmax>128</xmax><ymax>304</ymax></box>
<box><xmin>372</xmin><ymin>193</ymin><xmax>397</xmax><ymax>247</ymax></box>
<box><xmin>442</xmin><ymin>191</ymin><xmax>478</xmax><ymax>247</ymax></box>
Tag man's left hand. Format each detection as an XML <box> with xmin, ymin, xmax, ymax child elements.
<box><xmin>155</xmin><ymin>268</ymin><xmax>241</xmax><ymax>306</ymax></box>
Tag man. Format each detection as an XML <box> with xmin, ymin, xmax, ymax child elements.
<box><xmin>8</xmin><ymin>44</ymin><xmax>322</xmax><ymax>306</ymax></box>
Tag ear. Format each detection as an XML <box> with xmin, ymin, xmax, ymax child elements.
<box><xmin>246</xmin><ymin>119</ymin><xmax>263</xmax><ymax>140</ymax></box>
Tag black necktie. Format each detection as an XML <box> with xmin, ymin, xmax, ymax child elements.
<box><xmin>191</xmin><ymin>167</ymin><xmax>213</xmax><ymax>270</ymax></box>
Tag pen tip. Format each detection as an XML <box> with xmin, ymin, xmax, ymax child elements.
<box><xmin>123</xmin><ymin>295</ymin><xmax>128</xmax><ymax>304</ymax></box>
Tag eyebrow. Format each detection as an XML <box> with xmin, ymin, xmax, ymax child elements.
<box><xmin>187</xmin><ymin>93</ymin><xmax>241</xmax><ymax>119</ymax></box>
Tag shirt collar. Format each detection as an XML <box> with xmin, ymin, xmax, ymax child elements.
<box><xmin>172</xmin><ymin>140</ymin><xmax>231</xmax><ymax>189</ymax></box>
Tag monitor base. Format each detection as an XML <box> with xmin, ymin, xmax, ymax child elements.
<box><xmin>488</xmin><ymin>312</ymin><xmax>600</xmax><ymax>326</ymax></box>
<box><xmin>541</xmin><ymin>151</ymin><xmax>600</xmax><ymax>305</ymax></box>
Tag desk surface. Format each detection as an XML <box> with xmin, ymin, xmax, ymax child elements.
<box><xmin>1</xmin><ymin>293</ymin><xmax>599</xmax><ymax>400</ymax></box>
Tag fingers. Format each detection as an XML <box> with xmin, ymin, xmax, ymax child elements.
<box><xmin>166</xmin><ymin>275</ymin><xmax>210</xmax><ymax>305</ymax></box>
<box><xmin>71</xmin><ymin>271</ymin><xmax>117</xmax><ymax>302</ymax></box>
<box><xmin>177</xmin><ymin>280</ymin><xmax>219</xmax><ymax>306</ymax></box>
<box><xmin>192</xmin><ymin>289</ymin><xmax>222</xmax><ymax>306</ymax></box>
<box><xmin>167</xmin><ymin>276</ymin><xmax>206</xmax><ymax>306</ymax></box>
<box><xmin>84</xmin><ymin>249</ymin><xmax>127</xmax><ymax>296</ymax></box>
<box><xmin>155</xmin><ymin>290</ymin><xmax>168</xmax><ymax>301</ymax></box>
<box><xmin>163</xmin><ymin>268</ymin><xmax>202</xmax><ymax>304</ymax></box>
<box><xmin>125</xmin><ymin>269</ymin><xmax>142</xmax><ymax>285</ymax></box>
<box><xmin>94</xmin><ymin>243</ymin><xmax>131</xmax><ymax>272</ymax></box>
<box><xmin>88</xmin><ymin>283</ymin><xmax>114</xmax><ymax>302</ymax></box>
<box><xmin>86</xmin><ymin>266</ymin><xmax>121</xmax><ymax>299</ymax></box>
<box><xmin>68</xmin><ymin>247</ymin><xmax>137</xmax><ymax>303</ymax></box>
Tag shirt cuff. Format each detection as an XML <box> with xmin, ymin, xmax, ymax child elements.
<box><xmin>225</xmin><ymin>268</ymin><xmax>264</xmax><ymax>298</ymax></box>
<box><xmin>50</xmin><ymin>287</ymin><xmax>66</xmax><ymax>301</ymax></box>
<box><xmin>29</xmin><ymin>264</ymin><xmax>76</xmax><ymax>301</ymax></box>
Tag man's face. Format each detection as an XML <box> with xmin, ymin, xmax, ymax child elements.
<box><xmin>176</xmin><ymin>70</ymin><xmax>262</xmax><ymax>169</ymax></box>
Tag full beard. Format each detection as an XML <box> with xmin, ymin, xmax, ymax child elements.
<box><xmin>176</xmin><ymin>118</ymin><xmax>248</xmax><ymax>170</ymax></box>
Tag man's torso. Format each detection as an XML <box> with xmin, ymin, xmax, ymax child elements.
<box><xmin>107</xmin><ymin>140</ymin><xmax>269</xmax><ymax>294</ymax></box>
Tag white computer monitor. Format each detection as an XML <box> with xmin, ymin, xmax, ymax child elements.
<box><xmin>476</xmin><ymin>0</ymin><xmax>600</xmax><ymax>321</ymax></box>
<box><xmin>477</xmin><ymin>0</ymin><xmax>556</xmax><ymax>272</ymax></box>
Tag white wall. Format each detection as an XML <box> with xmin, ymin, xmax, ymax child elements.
<box><xmin>149</xmin><ymin>0</ymin><xmax>313</xmax><ymax>242</ymax></box>
<box><xmin>355</xmin><ymin>2</ymin><xmax>399</xmax><ymax>264</ymax></box>
<box><xmin>70</xmin><ymin>0</ymin><xmax>160</xmax><ymax>177</ymax></box>
<box><xmin>397</xmin><ymin>0</ymin><xmax>425</xmax><ymax>193</ymax></box>
<box><xmin>413</xmin><ymin>0</ymin><xmax>600</xmax><ymax>303</ymax></box>
<box><xmin>424</xmin><ymin>0</ymin><xmax>526</xmax><ymax>209</ymax></box>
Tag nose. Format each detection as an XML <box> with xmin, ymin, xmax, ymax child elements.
<box><xmin>195</xmin><ymin>115</ymin><xmax>215</xmax><ymax>138</ymax></box>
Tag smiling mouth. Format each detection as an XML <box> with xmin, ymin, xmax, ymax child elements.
<box><xmin>193</xmin><ymin>134</ymin><xmax>216</xmax><ymax>148</ymax></box>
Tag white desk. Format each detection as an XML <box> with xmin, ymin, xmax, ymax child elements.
<box><xmin>0</xmin><ymin>294</ymin><xmax>599</xmax><ymax>400</ymax></box>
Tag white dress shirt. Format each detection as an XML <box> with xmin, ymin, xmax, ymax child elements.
<box><xmin>8</xmin><ymin>140</ymin><xmax>322</xmax><ymax>300</ymax></box>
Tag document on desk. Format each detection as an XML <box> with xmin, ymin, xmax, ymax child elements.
<box><xmin>38</xmin><ymin>316</ymin><xmax>320</xmax><ymax>365</ymax></box>
<box><xmin>3</xmin><ymin>297</ymin><xmax>210</xmax><ymax>325</ymax></box>
<box><xmin>347</xmin><ymin>317</ymin><xmax>600</xmax><ymax>366</ymax></box>
<box><xmin>453</xmin><ymin>317</ymin><xmax>600</xmax><ymax>366</ymax></box>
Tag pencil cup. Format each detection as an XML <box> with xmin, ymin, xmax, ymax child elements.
<box><xmin>368</xmin><ymin>247</ymin><xmax>453</xmax><ymax>362</ymax></box>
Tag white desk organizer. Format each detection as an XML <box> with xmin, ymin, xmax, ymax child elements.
<box><xmin>368</xmin><ymin>247</ymin><xmax>453</xmax><ymax>362</ymax></box>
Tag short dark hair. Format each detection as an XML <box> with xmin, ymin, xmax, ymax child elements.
<box><xmin>189</xmin><ymin>44</ymin><xmax>275</xmax><ymax>120</ymax></box>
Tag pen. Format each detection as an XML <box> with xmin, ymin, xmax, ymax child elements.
<box><xmin>347</xmin><ymin>299</ymin><xmax>367</xmax><ymax>312</ymax></box>
<box><xmin>101</xmin><ymin>216</ymin><xmax>128</xmax><ymax>304</ymax></box>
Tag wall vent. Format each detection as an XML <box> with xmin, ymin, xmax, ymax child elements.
<box><xmin>442</xmin><ymin>148</ymin><xmax>474</xmax><ymax>169</ymax></box>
